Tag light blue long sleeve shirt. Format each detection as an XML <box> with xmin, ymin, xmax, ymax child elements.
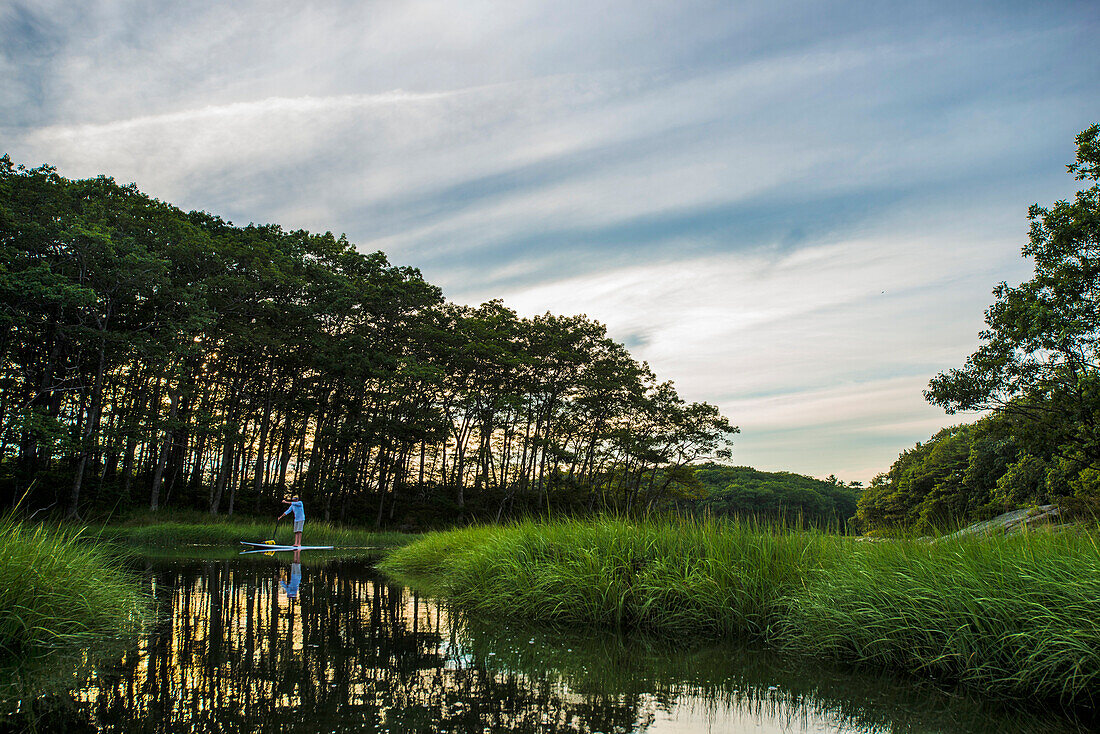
<box><xmin>281</xmin><ymin>500</ymin><xmax>305</xmax><ymax>522</ymax></box>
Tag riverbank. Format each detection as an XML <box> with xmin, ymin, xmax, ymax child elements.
<box><xmin>379</xmin><ymin>517</ymin><xmax>1100</xmax><ymax>711</ymax></box>
<box><xmin>94</xmin><ymin>511</ymin><xmax>416</xmax><ymax>550</ymax></box>
<box><xmin>0</xmin><ymin>517</ymin><xmax>148</xmax><ymax>655</ymax></box>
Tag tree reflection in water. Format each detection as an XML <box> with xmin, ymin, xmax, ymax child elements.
<box><xmin>11</xmin><ymin>557</ymin><xmax>1087</xmax><ymax>733</ymax></box>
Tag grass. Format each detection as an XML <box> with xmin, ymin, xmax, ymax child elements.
<box><xmin>94</xmin><ymin>509</ymin><xmax>416</xmax><ymax>550</ymax></box>
<box><xmin>381</xmin><ymin>516</ymin><xmax>842</xmax><ymax>635</ymax></box>
<box><xmin>781</xmin><ymin>528</ymin><xmax>1100</xmax><ymax>707</ymax></box>
<box><xmin>380</xmin><ymin>516</ymin><xmax>1100</xmax><ymax>710</ymax></box>
<box><xmin>0</xmin><ymin>516</ymin><xmax>149</xmax><ymax>655</ymax></box>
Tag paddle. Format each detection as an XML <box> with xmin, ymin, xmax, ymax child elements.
<box><xmin>266</xmin><ymin>515</ymin><xmax>282</xmax><ymax>545</ymax></box>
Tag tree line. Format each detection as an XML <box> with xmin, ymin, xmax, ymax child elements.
<box><xmin>0</xmin><ymin>156</ymin><xmax>735</xmax><ymax>525</ymax></box>
<box><xmin>857</xmin><ymin>125</ymin><xmax>1100</xmax><ymax>532</ymax></box>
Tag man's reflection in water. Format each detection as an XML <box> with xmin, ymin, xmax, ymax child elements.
<box><xmin>279</xmin><ymin>547</ymin><xmax>302</xmax><ymax>599</ymax></box>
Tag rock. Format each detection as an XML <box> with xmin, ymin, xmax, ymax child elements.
<box><xmin>936</xmin><ymin>505</ymin><xmax>1061</xmax><ymax>542</ymax></box>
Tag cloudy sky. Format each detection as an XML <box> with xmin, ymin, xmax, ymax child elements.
<box><xmin>2</xmin><ymin>0</ymin><xmax>1097</xmax><ymax>481</ymax></box>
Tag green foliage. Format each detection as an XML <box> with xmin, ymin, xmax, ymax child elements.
<box><xmin>686</xmin><ymin>463</ymin><xmax>860</xmax><ymax>526</ymax></box>
<box><xmin>855</xmin><ymin>414</ymin><xmax>1053</xmax><ymax>532</ymax></box>
<box><xmin>382</xmin><ymin>518</ymin><xmax>1100</xmax><ymax>709</ymax></box>
<box><xmin>926</xmin><ymin>123</ymin><xmax>1100</xmax><ymax>497</ymax></box>
<box><xmin>0</xmin><ymin>516</ymin><xmax>148</xmax><ymax>654</ymax></box>
<box><xmin>863</xmin><ymin>125</ymin><xmax>1100</xmax><ymax>533</ymax></box>
<box><xmin>858</xmin><ymin>424</ymin><xmax>977</xmax><ymax>531</ymax></box>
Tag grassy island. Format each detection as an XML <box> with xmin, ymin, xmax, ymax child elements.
<box><xmin>380</xmin><ymin>517</ymin><xmax>1100</xmax><ymax>710</ymax></box>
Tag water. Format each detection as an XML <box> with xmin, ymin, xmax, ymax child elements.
<box><xmin>2</xmin><ymin>553</ymin><xmax>1087</xmax><ymax>733</ymax></box>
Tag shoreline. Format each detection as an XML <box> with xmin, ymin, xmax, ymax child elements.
<box><xmin>379</xmin><ymin>516</ymin><xmax>1100</xmax><ymax>713</ymax></box>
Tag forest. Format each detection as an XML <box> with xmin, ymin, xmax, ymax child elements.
<box><xmin>0</xmin><ymin>156</ymin><xmax>735</xmax><ymax>526</ymax></box>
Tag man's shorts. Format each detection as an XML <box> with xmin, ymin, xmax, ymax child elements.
<box><xmin>293</xmin><ymin>520</ymin><xmax>304</xmax><ymax>533</ymax></box>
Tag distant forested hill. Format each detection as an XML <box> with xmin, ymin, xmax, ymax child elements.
<box><xmin>682</xmin><ymin>463</ymin><xmax>861</xmax><ymax>527</ymax></box>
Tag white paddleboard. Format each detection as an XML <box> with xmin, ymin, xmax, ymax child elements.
<box><xmin>239</xmin><ymin>541</ymin><xmax>334</xmax><ymax>551</ymax></box>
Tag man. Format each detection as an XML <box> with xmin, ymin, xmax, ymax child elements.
<box><xmin>279</xmin><ymin>495</ymin><xmax>305</xmax><ymax>547</ymax></box>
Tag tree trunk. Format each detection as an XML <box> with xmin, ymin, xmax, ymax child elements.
<box><xmin>209</xmin><ymin>432</ymin><xmax>234</xmax><ymax>515</ymax></box>
<box><xmin>150</xmin><ymin>382</ymin><xmax>180</xmax><ymax>511</ymax></box>
<box><xmin>69</xmin><ymin>336</ymin><xmax>107</xmax><ymax>517</ymax></box>
<box><xmin>252</xmin><ymin>379</ymin><xmax>275</xmax><ymax>499</ymax></box>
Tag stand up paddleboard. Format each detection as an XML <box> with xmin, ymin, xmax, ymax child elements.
<box><xmin>239</xmin><ymin>541</ymin><xmax>334</xmax><ymax>551</ymax></box>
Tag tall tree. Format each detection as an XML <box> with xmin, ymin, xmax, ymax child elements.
<box><xmin>926</xmin><ymin>125</ymin><xmax>1100</xmax><ymax>500</ymax></box>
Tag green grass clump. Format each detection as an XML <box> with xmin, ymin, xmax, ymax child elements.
<box><xmin>380</xmin><ymin>517</ymin><xmax>1100</xmax><ymax>709</ymax></box>
<box><xmin>97</xmin><ymin>512</ymin><xmax>414</xmax><ymax>550</ymax></box>
<box><xmin>0</xmin><ymin>517</ymin><xmax>149</xmax><ymax>654</ymax></box>
<box><xmin>381</xmin><ymin>516</ymin><xmax>840</xmax><ymax>636</ymax></box>
<box><xmin>781</xmin><ymin>530</ymin><xmax>1100</xmax><ymax>707</ymax></box>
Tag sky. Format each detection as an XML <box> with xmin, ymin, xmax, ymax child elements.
<box><xmin>2</xmin><ymin>0</ymin><xmax>1098</xmax><ymax>482</ymax></box>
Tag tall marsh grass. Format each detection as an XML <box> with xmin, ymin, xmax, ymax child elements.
<box><xmin>782</xmin><ymin>529</ymin><xmax>1100</xmax><ymax>707</ymax></box>
<box><xmin>380</xmin><ymin>517</ymin><xmax>1100</xmax><ymax>709</ymax></box>
<box><xmin>0</xmin><ymin>517</ymin><xmax>148</xmax><ymax>654</ymax></box>
<box><xmin>381</xmin><ymin>517</ymin><xmax>842</xmax><ymax>635</ymax></box>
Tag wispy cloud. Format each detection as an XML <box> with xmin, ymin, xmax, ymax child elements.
<box><xmin>2</xmin><ymin>0</ymin><xmax>1097</xmax><ymax>480</ymax></box>
<box><xmin>480</xmin><ymin>226</ymin><xmax>1020</xmax><ymax>478</ymax></box>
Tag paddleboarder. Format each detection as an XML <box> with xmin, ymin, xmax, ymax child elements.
<box><xmin>279</xmin><ymin>495</ymin><xmax>305</xmax><ymax>547</ymax></box>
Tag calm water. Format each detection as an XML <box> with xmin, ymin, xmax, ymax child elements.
<box><xmin>2</xmin><ymin>553</ymin><xmax>1087</xmax><ymax>733</ymax></box>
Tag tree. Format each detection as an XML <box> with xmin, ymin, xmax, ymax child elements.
<box><xmin>926</xmin><ymin>124</ymin><xmax>1100</xmax><ymax>498</ymax></box>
